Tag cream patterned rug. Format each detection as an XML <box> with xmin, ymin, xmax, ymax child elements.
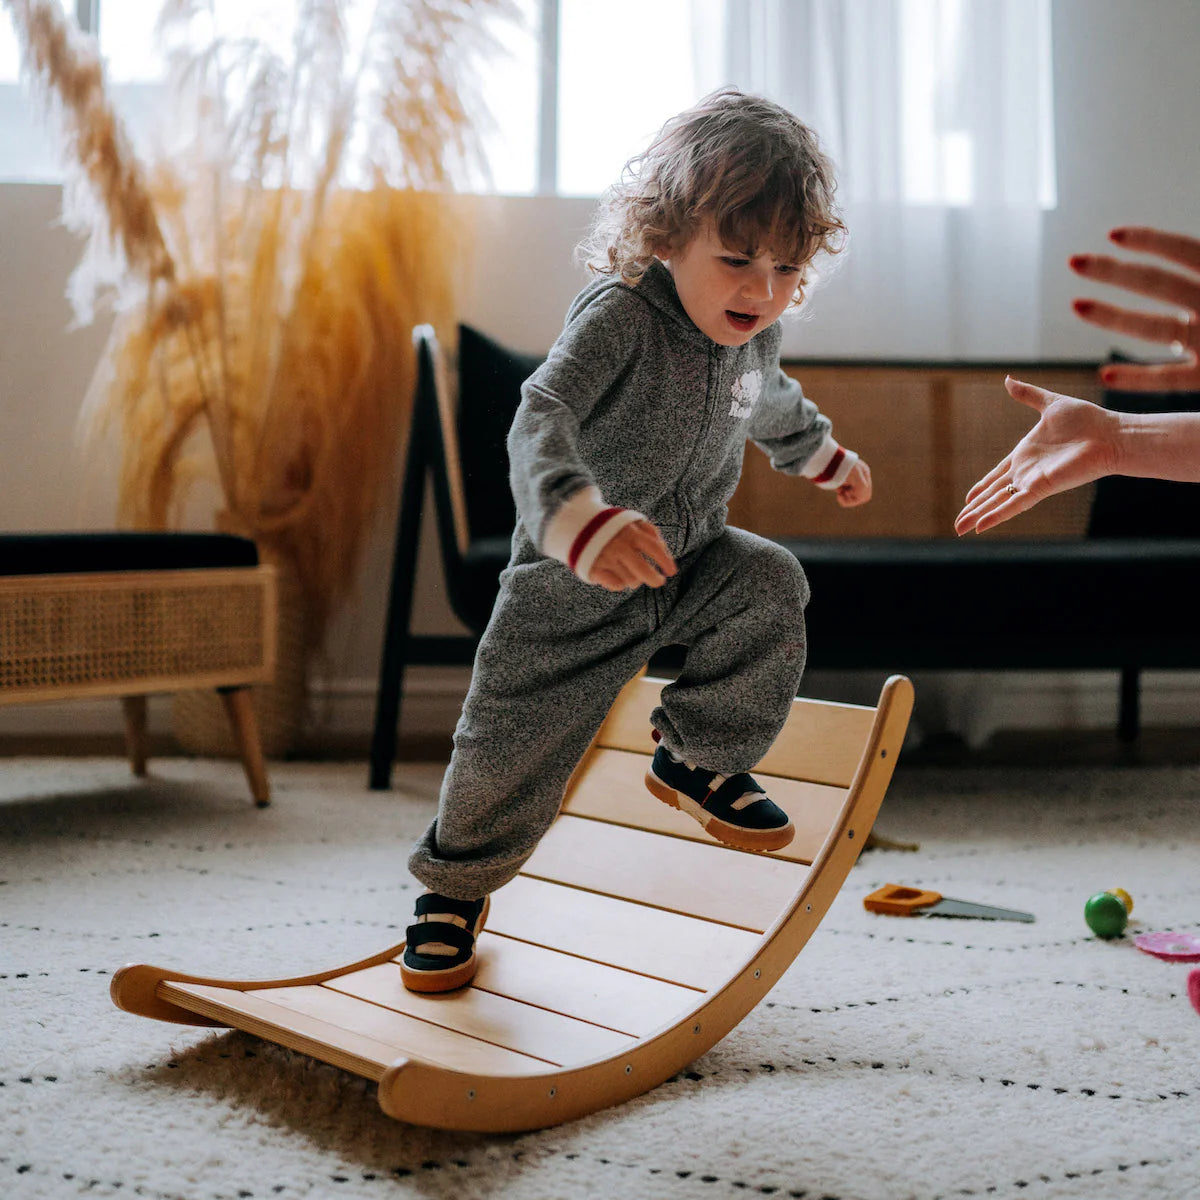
<box><xmin>2</xmin><ymin>754</ymin><xmax>1197</xmax><ymax>1200</ymax></box>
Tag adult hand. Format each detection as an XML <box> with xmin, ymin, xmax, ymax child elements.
<box><xmin>836</xmin><ymin>457</ymin><xmax>872</xmax><ymax>507</ymax></box>
<box><xmin>1071</xmin><ymin>226</ymin><xmax>1200</xmax><ymax>391</ymax></box>
<box><xmin>589</xmin><ymin>519</ymin><xmax>677</xmax><ymax>591</ymax></box>
<box><xmin>954</xmin><ymin>377</ymin><xmax>1120</xmax><ymax>535</ymax></box>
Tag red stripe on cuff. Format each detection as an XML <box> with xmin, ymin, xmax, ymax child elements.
<box><xmin>567</xmin><ymin>507</ymin><xmax>625</xmax><ymax>572</ymax></box>
<box><xmin>812</xmin><ymin>447</ymin><xmax>845</xmax><ymax>485</ymax></box>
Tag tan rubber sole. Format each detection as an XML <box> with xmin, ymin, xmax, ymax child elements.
<box><xmin>400</xmin><ymin>895</ymin><xmax>491</xmax><ymax>994</ymax></box>
<box><xmin>644</xmin><ymin>772</ymin><xmax>795</xmax><ymax>853</ymax></box>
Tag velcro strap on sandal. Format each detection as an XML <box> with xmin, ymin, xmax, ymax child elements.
<box><xmin>414</xmin><ymin>893</ymin><xmax>483</xmax><ymax>923</ymax></box>
<box><xmin>705</xmin><ymin>772</ymin><xmax>765</xmax><ymax>814</ymax></box>
<box><xmin>405</xmin><ymin>920</ymin><xmax>476</xmax><ymax>954</ymax></box>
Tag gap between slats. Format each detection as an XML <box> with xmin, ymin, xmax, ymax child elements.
<box><xmin>322</xmin><ymin>965</ymin><xmax>632</xmax><ymax>1068</ymax></box>
<box><xmin>487</xmin><ymin>876</ymin><xmax>764</xmax><ymax>992</ymax></box>
<box><xmin>519</xmin><ymin>815</ymin><xmax>808</xmax><ymax>934</ymax></box>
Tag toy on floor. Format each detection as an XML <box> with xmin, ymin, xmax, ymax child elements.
<box><xmin>864</xmin><ymin>883</ymin><xmax>1033</xmax><ymax>922</ymax></box>
<box><xmin>1188</xmin><ymin>970</ymin><xmax>1200</xmax><ymax>1016</ymax></box>
<box><xmin>1133</xmin><ymin>930</ymin><xmax>1200</xmax><ymax>962</ymax></box>
<box><xmin>110</xmin><ymin>672</ymin><xmax>912</xmax><ymax>1133</ymax></box>
<box><xmin>1084</xmin><ymin>888</ymin><xmax>1133</xmax><ymax>938</ymax></box>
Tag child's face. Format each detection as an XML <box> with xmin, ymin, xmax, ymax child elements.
<box><xmin>660</xmin><ymin>220</ymin><xmax>803</xmax><ymax>347</ymax></box>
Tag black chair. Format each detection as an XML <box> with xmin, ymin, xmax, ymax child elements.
<box><xmin>370</xmin><ymin>331</ymin><xmax>1200</xmax><ymax>789</ymax></box>
<box><xmin>369</xmin><ymin>325</ymin><xmax>541</xmax><ymax>788</ymax></box>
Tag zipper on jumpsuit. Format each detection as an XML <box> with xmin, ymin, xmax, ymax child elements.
<box><xmin>675</xmin><ymin>341</ymin><xmax>724</xmax><ymax>553</ymax></box>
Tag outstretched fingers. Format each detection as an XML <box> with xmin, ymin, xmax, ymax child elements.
<box><xmin>961</xmin><ymin>451</ymin><xmax>1013</xmax><ymax>506</ymax></box>
<box><xmin>957</xmin><ymin>487</ymin><xmax>1037</xmax><ymax>535</ymax></box>
<box><xmin>1109</xmin><ymin>226</ymin><xmax>1200</xmax><ymax>275</ymax></box>
<box><xmin>1099</xmin><ymin>357</ymin><xmax>1200</xmax><ymax>392</ymax></box>
<box><xmin>1073</xmin><ymin>296</ymin><xmax>1194</xmax><ymax>349</ymax></box>
<box><xmin>1071</xmin><ymin>255</ymin><xmax>1200</xmax><ymax>315</ymax></box>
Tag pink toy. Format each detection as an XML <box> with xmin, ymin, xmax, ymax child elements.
<box><xmin>1133</xmin><ymin>930</ymin><xmax>1200</xmax><ymax>963</ymax></box>
<box><xmin>1189</xmin><ymin>970</ymin><xmax>1200</xmax><ymax>1016</ymax></box>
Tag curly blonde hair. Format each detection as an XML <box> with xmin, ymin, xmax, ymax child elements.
<box><xmin>581</xmin><ymin>88</ymin><xmax>845</xmax><ymax>303</ymax></box>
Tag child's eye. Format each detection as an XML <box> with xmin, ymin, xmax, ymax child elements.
<box><xmin>775</xmin><ymin>264</ymin><xmax>801</xmax><ymax>276</ymax></box>
<box><xmin>721</xmin><ymin>256</ymin><xmax>750</xmax><ymax>268</ymax></box>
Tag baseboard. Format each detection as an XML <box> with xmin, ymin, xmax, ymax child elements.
<box><xmin>0</xmin><ymin>668</ymin><xmax>1195</xmax><ymax>750</ymax></box>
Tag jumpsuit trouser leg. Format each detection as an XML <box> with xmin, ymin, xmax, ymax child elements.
<box><xmin>407</xmin><ymin>526</ymin><xmax>810</xmax><ymax>900</ymax></box>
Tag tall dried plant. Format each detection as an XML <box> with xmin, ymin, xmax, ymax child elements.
<box><xmin>5</xmin><ymin>0</ymin><xmax>511</xmax><ymax>641</ymax></box>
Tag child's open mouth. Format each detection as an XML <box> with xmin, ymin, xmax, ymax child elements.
<box><xmin>725</xmin><ymin>311</ymin><xmax>758</xmax><ymax>332</ymax></box>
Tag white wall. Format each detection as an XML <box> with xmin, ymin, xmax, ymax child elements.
<box><xmin>3</xmin><ymin>0</ymin><xmax>1199</xmax><ymax>744</ymax></box>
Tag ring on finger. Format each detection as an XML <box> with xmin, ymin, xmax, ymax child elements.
<box><xmin>1006</xmin><ymin>483</ymin><xmax>1018</xmax><ymax>495</ymax></box>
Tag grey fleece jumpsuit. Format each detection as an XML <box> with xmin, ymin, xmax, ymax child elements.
<box><xmin>408</xmin><ymin>261</ymin><xmax>850</xmax><ymax>900</ymax></box>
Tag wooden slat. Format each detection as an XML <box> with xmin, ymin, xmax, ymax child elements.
<box><xmin>327</xmin><ymin>963</ymin><xmax>634</xmax><ymax>1067</ymax></box>
<box><xmin>562</xmin><ymin>746</ymin><xmax>848</xmax><ymax>864</ymax></box>
<box><xmin>755</xmin><ymin>696</ymin><xmax>875</xmax><ymax>786</ymax></box>
<box><xmin>467</xmin><ymin>934</ymin><xmax>700</xmax><ymax>1037</ymax></box>
<box><xmin>594</xmin><ymin>675</ymin><xmax>873</xmax><ymax>787</ymax></box>
<box><xmin>159</xmin><ymin>982</ymin><xmax>404</xmax><ymax>1078</ymax></box>
<box><xmin>488</xmin><ymin>876</ymin><xmax>761</xmax><ymax>990</ymax></box>
<box><xmin>519</xmin><ymin>814</ymin><xmax>807</xmax><ymax>933</ymax></box>
<box><xmin>241</xmin><ymin>982</ymin><xmax>552</xmax><ymax>1075</ymax></box>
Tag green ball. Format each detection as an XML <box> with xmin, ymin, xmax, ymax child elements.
<box><xmin>1085</xmin><ymin>892</ymin><xmax>1129</xmax><ymax>938</ymax></box>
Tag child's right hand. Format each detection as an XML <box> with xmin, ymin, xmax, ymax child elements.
<box><xmin>589</xmin><ymin>520</ymin><xmax>677</xmax><ymax>591</ymax></box>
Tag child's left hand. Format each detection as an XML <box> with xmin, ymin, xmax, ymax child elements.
<box><xmin>836</xmin><ymin>457</ymin><xmax>872</xmax><ymax>507</ymax></box>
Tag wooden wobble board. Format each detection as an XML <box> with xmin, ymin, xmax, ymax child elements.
<box><xmin>111</xmin><ymin>673</ymin><xmax>913</xmax><ymax>1132</ymax></box>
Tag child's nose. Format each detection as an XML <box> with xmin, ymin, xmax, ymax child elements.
<box><xmin>741</xmin><ymin>270</ymin><xmax>773</xmax><ymax>302</ymax></box>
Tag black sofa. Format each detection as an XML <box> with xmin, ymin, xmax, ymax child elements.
<box><xmin>368</xmin><ymin>326</ymin><xmax>1200</xmax><ymax>788</ymax></box>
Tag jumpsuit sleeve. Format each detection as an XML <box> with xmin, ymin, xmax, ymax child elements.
<box><xmin>748</xmin><ymin>360</ymin><xmax>859</xmax><ymax>490</ymax></box>
<box><xmin>506</xmin><ymin>289</ymin><xmax>650</xmax><ymax>578</ymax></box>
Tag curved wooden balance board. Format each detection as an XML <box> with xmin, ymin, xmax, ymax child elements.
<box><xmin>112</xmin><ymin>673</ymin><xmax>913</xmax><ymax>1132</ymax></box>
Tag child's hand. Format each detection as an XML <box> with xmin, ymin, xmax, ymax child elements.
<box><xmin>836</xmin><ymin>457</ymin><xmax>872</xmax><ymax>507</ymax></box>
<box><xmin>589</xmin><ymin>520</ymin><xmax>677</xmax><ymax>591</ymax></box>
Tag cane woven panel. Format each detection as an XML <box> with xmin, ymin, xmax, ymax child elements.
<box><xmin>0</xmin><ymin>567</ymin><xmax>276</xmax><ymax>705</ymax></box>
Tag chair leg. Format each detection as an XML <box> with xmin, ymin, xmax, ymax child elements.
<box><xmin>1118</xmin><ymin>666</ymin><xmax>1140</xmax><ymax>743</ymax></box>
<box><xmin>369</xmin><ymin>369</ymin><xmax>431</xmax><ymax>791</ymax></box>
<box><xmin>121</xmin><ymin>695</ymin><xmax>149</xmax><ymax>777</ymax></box>
<box><xmin>218</xmin><ymin>687</ymin><xmax>271</xmax><ymax>807</ymax></box>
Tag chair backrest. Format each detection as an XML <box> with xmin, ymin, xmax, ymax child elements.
<box><xmin>455</xmin><ymin>325</ymin><xmax>544</xmax><ymax>542</ymax></box>
<box><xmin>1087</xmin><ymin>368</ymin><xmax>1200</xmax><ymax>538</ymax></box>
<box><xmin>414</xmin><ymin>325</ymin><xmax>545</xmax><ymax>634</ymax></box>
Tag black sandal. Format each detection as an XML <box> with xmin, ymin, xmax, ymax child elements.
<box><xmin>645</xmin><ymin>742</ymin><xmax>794</xmax><ymax>853</ymax></box>
<box><xmin>401</xmin><ymin>892</ymin><xmax>490</xmax><ymax>993</ymax></box>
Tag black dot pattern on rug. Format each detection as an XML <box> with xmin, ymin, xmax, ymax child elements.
<box><xmin>667</xmin><ymin>1059</ymin><xmax>1191</xmax><ymax>1105</ymax></box>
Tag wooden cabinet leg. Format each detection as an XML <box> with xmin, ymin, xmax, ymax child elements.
<box><xmin>121</xmin><ymin>695</ymin><xmax>149</xmax><ymax>777</ymax></box>
<box><xmin>218</xmin><ymin>687</ymin><xmax>271</xmax><ymax>807</ymax></box>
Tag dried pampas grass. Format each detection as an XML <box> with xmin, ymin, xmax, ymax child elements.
<box><xmin>6</xmin><ymin>0</ymin><xmax>511</xmax><ymax>642</ymax></box>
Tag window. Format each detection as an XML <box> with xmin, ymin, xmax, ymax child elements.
<box><xmin>2</xmin><ymin>0</ymin><xmax>1055</xmax><ymax>209</ymax></box>
<box><xmin>0</xmin><ymin>1</ymin><xmax>75</xmax><ymax>181</ymax></box>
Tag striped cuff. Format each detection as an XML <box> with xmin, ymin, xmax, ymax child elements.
<box><xmin>542</xmin><ymin>486</ymin><xmax>648</xmax><ymax>582</ymax></box>
<box><xmin>802</xmin><ymin>435</ymin><xmax>859</xmax><ymax>490</ymax></box>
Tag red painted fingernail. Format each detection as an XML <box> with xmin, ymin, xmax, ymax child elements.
<box><xmin>1073</xmin><ymin>299</ymin><xmax>1095</xmax><ymax>316</ymax></box>
<box><xmin>1109</xmin><ymin>228</ymin><xmax>1128</xmax><ymax>244</ymax></box>
<box><xmin>1069</xmin><ymin>254</ymin><xmax>1090</xmax><ymax>271</ymax></box>
<box><xmin>1100</xmin><ymin>367</ymin><xmax>1117</xmax><ymax>385</ymax></box>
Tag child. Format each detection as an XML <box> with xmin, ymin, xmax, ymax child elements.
<box><xmin>402</xmin><ymin>88</ymin><xmax>872</xmax><ymax>993</ymax></box>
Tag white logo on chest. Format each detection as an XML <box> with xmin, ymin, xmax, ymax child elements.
<box><xmin>729</xmin><ymin>369</ymin><xmax>762</xmax><ymax>419</ymax></box>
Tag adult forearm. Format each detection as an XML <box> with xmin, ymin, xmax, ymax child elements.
<box><xmin>1113</xmin><ymin>411</ymin><xmax>1200</xmax><ymax>482</ymax></box>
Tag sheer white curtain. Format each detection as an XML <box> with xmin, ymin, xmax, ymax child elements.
<box><xmin>693</xmin><ymin>0</ymin><xmax>1057</xmax><ymax>359</ymax></box>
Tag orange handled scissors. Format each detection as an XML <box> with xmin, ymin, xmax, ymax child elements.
<box><xmin>864</xmin><ymin>883</ymin><xmax>1034</xmax><ymax>923</ymax></box>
